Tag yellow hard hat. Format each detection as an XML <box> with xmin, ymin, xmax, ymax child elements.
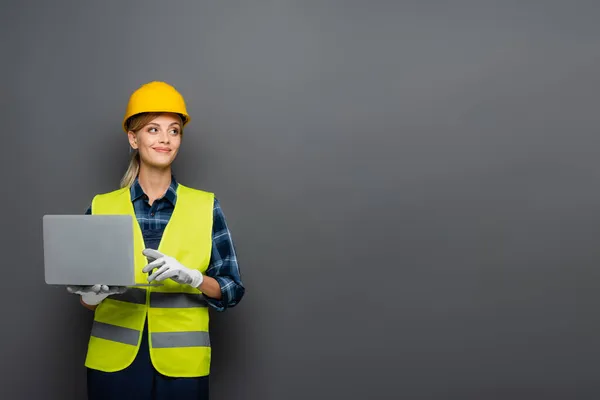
<box><xmin>123</xmin><ymin>81</ymin><xmax>190</xmax><ymax>132</ymax></box>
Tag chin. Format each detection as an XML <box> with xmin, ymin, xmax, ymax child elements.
<box><xmin>142</xmin><ymin>157</ymin><xmax>175</xmax><ymax>169</ymax></box>
<box><xmin>151</xmin><ymin>161</ymin><xmax>175</xmax><ymax>169</ymax></box>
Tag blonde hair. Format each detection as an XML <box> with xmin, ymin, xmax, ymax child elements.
<box><xmin>120</xmin><ymin>112</ymin><xmax>184</xmax><ymax>188</ymax></box>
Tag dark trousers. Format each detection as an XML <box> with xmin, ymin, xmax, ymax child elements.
<box><xmin>87</xmin><ymin>319</ymin><xmax>209</xmax><ymax>400</ymax></box>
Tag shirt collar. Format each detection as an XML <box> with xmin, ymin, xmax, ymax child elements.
<box><xmin>130</xmin><ymin>175</ymin><xmax>178</xmax><ymax>205</ymax></box>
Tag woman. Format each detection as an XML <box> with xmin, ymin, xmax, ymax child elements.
<box><xmin>67</xmin><ymin>81</ymin><xmax>245</xmax><ymax>399</ymax></box>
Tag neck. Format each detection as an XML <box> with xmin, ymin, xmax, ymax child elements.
<box><xmin>137</xmin><ymin>164</ymin><xmax>172</xmax><ymax>202</ymax></box>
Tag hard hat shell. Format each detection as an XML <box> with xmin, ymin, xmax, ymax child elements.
<box><xmin>123</xmin><ymin>81</ymin><xmax>190</xmax><ymax>132</ymax></box>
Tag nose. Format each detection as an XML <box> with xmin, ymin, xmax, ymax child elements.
<box><xmin>158</xmin><ymin>130</ymin><xmax>170</xmax><ymax>143</ymax></box>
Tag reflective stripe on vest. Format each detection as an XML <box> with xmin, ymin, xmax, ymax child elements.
<box><xmin>150</xmin><ymin>292</ymin><xmax>208</xmax><ymax>308</ymax></box>
<box><xmin>108</xmin><ymin>289</ymin><xmax>208</xmax><ymax>308</ymax></box>
<box><xmin>85</xmin><ymin>184</ymin><xmax>214</xmax><ymax>377</ymax></box>
<box><xmin>110</xmin><ymin>288</ymin><xmax>146</xmax><ymax>305</ymax></box>
<box><xmin>91</xmin><ymin>321</ymin><xmax>139</xmax><ymax>346</ymax></box>
<box><xmin>91</xmin><ymin>321</ymin><xmax>210</xmax><ymax>348</ymax></box>
<box><xmin>152</xmin><ymin>331</ymin><xmax>211</xmax><ymax>348</ymax></box>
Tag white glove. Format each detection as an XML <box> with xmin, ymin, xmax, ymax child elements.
<box><xmin>67</xmin><ymin>284</ymin><xmax>128</xmax><ymax>306</ymax></box>
<box><xmin>142</xmin><ymin>248</ymin><xmax>204</xmax><ymax>288</ymax></box>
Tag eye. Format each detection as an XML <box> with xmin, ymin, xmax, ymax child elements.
<box><xmin>169</xmin><ymin>129</ymin><xmax>180</xmax><ymax>135</ymax></box>
<box><xmin>148</xmin><ymin>127</ymin><xmax>158</xmax><ymax>133</ymax></box>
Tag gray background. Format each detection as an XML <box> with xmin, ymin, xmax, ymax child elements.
<box><xmin>1</xmin><ymin>0</ymin><xmax>600</xmax><ymax>399</ymax></box>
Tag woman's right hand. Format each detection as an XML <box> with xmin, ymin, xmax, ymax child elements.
<box><xmin>67</xmin><ymin>284</ymin><xmax>128</xmax><ymax>306</ymax></box>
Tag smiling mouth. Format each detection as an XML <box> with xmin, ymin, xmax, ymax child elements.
<box><xmin>153</xmin><ymin>148</ymin><xmax>171</xmax><ymax>153</ymax></box>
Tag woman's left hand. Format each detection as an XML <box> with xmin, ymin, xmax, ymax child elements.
<box><xmin>142</xmin><ymin>248</ymin><xmax>204</xmax><ymax>288</ymax></box>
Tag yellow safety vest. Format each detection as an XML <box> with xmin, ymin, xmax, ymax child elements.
<box><xmin>84</xmin><ymin>183</ymin><xmax>214</xmax><ymax>378</ymax></box>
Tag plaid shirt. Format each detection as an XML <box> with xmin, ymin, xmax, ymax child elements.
<box><xmin>86</xmin><ymin>176</ymin><xmax>244</xmax><ymax>311</ymax></box>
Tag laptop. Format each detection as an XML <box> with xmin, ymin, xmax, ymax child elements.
<box><xmin>43</xmin><ymin>214</ymin><xmax>160</xmax><ymax>287</ymax></box>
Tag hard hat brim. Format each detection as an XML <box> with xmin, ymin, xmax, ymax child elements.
<box><xmin>123</xmin><ymin>111</ymin><xmax>190</xmax><ymax>133</ymax></box>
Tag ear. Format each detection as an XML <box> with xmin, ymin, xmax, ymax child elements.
<box><xmin>127</xmin><ymin>131</ymin><xmax>138</xmax><ymax>149</ymax></box>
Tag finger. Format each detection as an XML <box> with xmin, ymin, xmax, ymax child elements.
<box><xmin>66</xmin><ymin>286</ymin><xmax>82</xmax><ymax>293</ymax></box>
<box><xmin>148</xmin><ymin>265</ymin><xmax>171</xmax><ymax>282</ymax></box>
<box><xmin>142</xmin><ymin>258</ymin><xmax>166</xmax><ymax>273</ymax></box>
<box><xmin>154</xmin><ymin>268</ymin><xmax>180</xmax><ymax>282</ymax></box>
<box><xmin>142</xmin><ymin>248</ymin><xmax>164</xmax><ymax>260</ymax></box>
<box><xmin>90</xmin><ymin>284</ymin><xmax>102</xmax><ymax>294</ymax></box>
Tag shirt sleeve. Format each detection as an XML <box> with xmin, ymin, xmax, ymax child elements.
<box><xmin>203</xmin><ymin>198</ymin><xmax>245</xmax><ymax>311</ymax></box>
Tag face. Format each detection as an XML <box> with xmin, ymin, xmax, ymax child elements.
<box><xmin>128</xmin><ymin>113</ymin><xmax>182</xmax><ymax>169</ymax></box>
